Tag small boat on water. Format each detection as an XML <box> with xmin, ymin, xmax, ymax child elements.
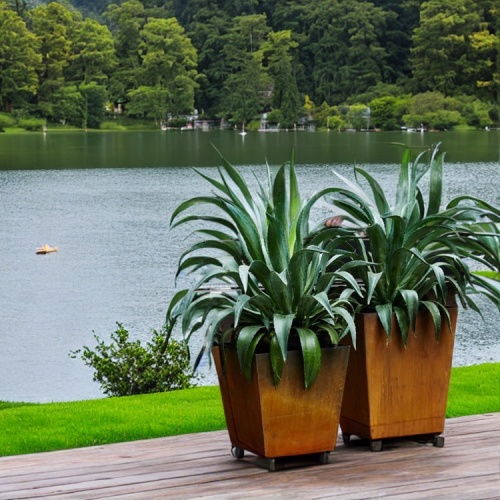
<box><xmin>36</xmin><ymin>244</ymin><xmax>58</xmax><ymax>254</ymax></box>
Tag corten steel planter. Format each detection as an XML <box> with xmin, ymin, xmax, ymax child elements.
<box><xmin>340</xmin><ymin>307</ymin><xmax>458</xmax><ymax>451</ymax></box>
<box><xmin>213</xmin><ymin>344</ymin><xmax>350</xmax><ymax>468</ymax></box>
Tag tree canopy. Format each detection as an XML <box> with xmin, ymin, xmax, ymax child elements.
<box><xmin>0</xmin><ymin>0</ymin><xmax>497</xmax><ymax>129</ymax></box>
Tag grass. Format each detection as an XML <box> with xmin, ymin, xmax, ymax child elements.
<box><xmin>446</xmin><ymin>363</ymin><xmax>500</xmax><ymax>417</ymax></box>
<box><xmin>0</xmin><ymin>387</ymin><xmax>225</xmax><ymax>457</ymax></box>
<box><xmin>0</xmin><ymin>363</ymin><xmax>498</xmax><ymax>457</ymax></box>
<box><xmin>474</xmin><ymin>270</ymin><xmax>500</xmax><ymax>280</ymax></box>
<box><xmin>0</xmin><ymin>118</ymin><xmax>158</xmax><ymax>134</ymax></box>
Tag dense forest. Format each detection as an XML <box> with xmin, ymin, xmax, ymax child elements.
<box><xmin>0</xmin><ymin>0</ymin><xmax>498</xmax><ymax>130</ymax></box>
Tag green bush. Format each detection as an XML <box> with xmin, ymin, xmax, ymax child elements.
<box><xmin>100</xmin><ymin>121</ymin><xmax>127</xmax><ymax>131</ymax></box>
<box><xmin>368</xmin><ymin>95</ymin><xmax>411</xmax><ymax>130</ymax></box>
<box><xmin>327</xmin><ymin>115</ymin><xmax>346</xmax><ymax>130</ymax></box>
<box><xmin>266</xmin><ymin>108</ymin><xmax>282</xmax><ymax>125</ymax></box>
<box><xmin>246</xmin><ymin>119</ymin><xmax>261</xmax><ymax>131</ymax></box>
<box><xmin>167</xmin><ymin>117</ymin><xmax>187</xmax><ymax>128</ymax></box>
<box><xmin>0</xmin><ymin>113</ymin><xmax>15</xmax><ymax>130</ymax></box>
<box><xmin>71</xmin><ymin>323</ymin><xmax>197</xmax><ymax>397</ymax></box>
<box><xmin>18</xmin><ymin>118</ymin><xmax>46</xmax><ymax>131</ymax></box>
<box><xmin>427</xmin><ymin>110</ymin><xmax>464</xmax><ymax>130</ymax></box>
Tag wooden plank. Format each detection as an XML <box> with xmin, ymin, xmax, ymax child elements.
<box><xmin>0</xmin><ymin>414</ymin><xmax>498</xmax><ymax>499</ymax></box>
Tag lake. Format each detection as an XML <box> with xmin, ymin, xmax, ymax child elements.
<box><xmin>0</xmin><ymin>129</ymin><xmax>499</xmax><ymax>402</ymax></box>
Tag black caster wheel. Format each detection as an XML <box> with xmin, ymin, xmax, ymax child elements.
<box><xmin>433</xmin><ymin>435</ymin><xmax>445</xmax><ymax>448</ymax></box>
<box><xmin>369</xmin><ymin>440</ymin><xmax>383</xmax><ymax>452</ymax></box>
<box><xmin>342</xmin><ymin>433</ymin><xmax>351</xmax><ymax>446</ymax></box>
<box><xmin>231</xmin><ymin>446</ymin><xmax>244</xmax><ymax>459</ymax></box>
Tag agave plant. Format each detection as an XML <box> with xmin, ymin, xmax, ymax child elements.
<box><xmin>167</xmin><ymin>153</ymin><xmax>356</xmax><ymax>388</ymax></box>
<box><xmin>308</xmin><ymin>144</ymin><xmax>500</xmax><ymax>343</ymax></box>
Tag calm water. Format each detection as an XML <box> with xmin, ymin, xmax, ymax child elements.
<box><xmin>0</xmin><ymin>130</ymin><xmax>499</xmax><ymax>402</ymax></box>
<box><xmin>0</xmin><ymin>129</ymin><xmax>499</xmax><ymax>169</ymax></box>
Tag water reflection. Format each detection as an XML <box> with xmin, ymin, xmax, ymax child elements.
<box><xmin>0</xmin><ymin>129</ymin><xmax>499</xmax><ymax>170</ymax></box>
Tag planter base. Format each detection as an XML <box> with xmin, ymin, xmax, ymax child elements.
<box><xmin>342</xmin><ymin>431</ymin><xmax>445</xmax><ymax>452</ymax></box>
<box><xmin>231</xmin><ymin>446</ymin><xmax>330</xmax><ymax>471</ymax></box>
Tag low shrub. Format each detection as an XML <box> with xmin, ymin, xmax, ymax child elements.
<box><xmin>18</xmin><ymin>118</ymin><xmax>46</xmax><ymax>131</ymax></box>
<box><xmin>70</xmin><ymin>322</ymin><xmax>197</xmax><ymax>397</ymax></box>
<box><xmin>167</xmin><ymin>117</ymin><xmax>187</xmax><ymax>128</ymax></box>
<box><xmin>0</xmin><ymin>112</ymin><xmax>15</xmax><ymax>130</ymax></box>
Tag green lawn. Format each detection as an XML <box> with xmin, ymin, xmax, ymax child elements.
<box><xmin>446</xmin><ymin>363</ymin><xmax>500</xmax><ymax>417</ymax></box>
<box><xmin>1</xmin><ymin>363</ymin><xmax>498</xmax><ymax>457</ymax></box>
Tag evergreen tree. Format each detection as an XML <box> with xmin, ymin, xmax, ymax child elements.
<box><xmin>305</xmin><ymin>0</ymin><xmax>391</xmax><ymax>104</ymax></box>
<box><xmin>222</xmin><ymin>14</ymin><xmax>271</xmax><ymax>124</ymax></box>
<box><xmin>179</xmin><ymin>0</ymin><xmax>232</xmax><ymax>115</ymax></box>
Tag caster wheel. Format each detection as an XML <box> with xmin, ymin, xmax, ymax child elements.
<box><xmin>369</xmin><ymin>440</ymin><xmax>383</xmax><ymax>452</ymax></box>
<box><xmin>318</xmin><ymin>452</ymin><xmax>330</xmax><ymax>465</ymax></box>
<box><xmin>342</xmin><ymin>433</ymin><xmax>351</xmax><ymax>446</ymax></box>
<box><xmin>231</xmin><ymin>446</ymin><xmax>244</xmax><ymax>459</ymax></box>
<box><xmin>433</xmin><ymin>435</ymin><xmax>445</xmax><ymax>448</ymax></box>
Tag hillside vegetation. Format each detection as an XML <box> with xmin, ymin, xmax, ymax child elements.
<box><xmin>1</xmin><ymin>0</ymin><xmax>498</xmax><ymax>130</ymax></box>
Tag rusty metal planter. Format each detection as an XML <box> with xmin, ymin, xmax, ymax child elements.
<box><xmin>213</xmin><ymin>345</ymin><xmax>350</xmax><ymax>466</ymax></box>
<box><xmin>340</xmin><ymin>307</ymin><xmax>458</xmax><ymax>450</ymax></box>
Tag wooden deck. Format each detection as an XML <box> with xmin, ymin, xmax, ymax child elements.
<box><xmin>0</xmin><ymin>413</ymin><xmax>498</xmax><ymax>499</ymax></box>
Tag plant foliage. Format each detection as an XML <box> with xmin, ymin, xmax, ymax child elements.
<box><xmin>309</xmin><ymin>144</ymin><xmax>500</xmax><ymax>343</ymax></box>
<box><xmin>168</xmin><ymin>151</ymin><xmax>356</xmax><ymax>388</ymax></box>
<box><xmin>71</xmin><ymin>322</ymin><xmax>196</xmax><ymax>397</ymax></box>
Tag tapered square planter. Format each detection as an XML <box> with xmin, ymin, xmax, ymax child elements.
<box><xmin>340</xmin><ymin>307</ymin><xmax>458</xmax><ymax>451</ymax></box>
<box><xmin>213</xmin><ymin>345</ymin><xmax>350</xmax><ymax>468</ymax></box>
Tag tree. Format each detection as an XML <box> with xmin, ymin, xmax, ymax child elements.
<box><xmin>126</xmin><ymin>85</ymin><xmax>170</xmax><ymax>124</ymax></box>
<box><xmin>180</xmin><ymin>0</ymin><xmax>232</xmax><ymax>115</ymax></box>
<box><xmin>455</xmin><ymin>95</ymin><xmax>494</xmax><ymax>127</ymax></box>
<box><xmin>67</xmin><ymin>17</ymin><xmax>117</xmax><ymax>85</ymax></box>
<box><xmin>5</xmin><ymin>0</ymin><xmax>37</xmax><ymax>18</ymax></box>
<box><xmin>140</xmin><ymin>0</ymin><xmax>174</xmax><ymax>19</ymax></box>
<box><xmin>313</xmin><ymin>100</ymin><xmax>333</xmax><ymax>128</ymax></box>
<box><xmin>0</xmin><ymin>1</ymin><xmax>41</xmax><ymax>111</ymax></box>
<box><xmin>136</xmin><ymin>17</ymin><xmax>198</xmax><ymax>118</ymax></box>
<box><xmin>263</xmin><ymin>29</ymin><xmax>301</xmax><ymax>127</ymax></box>
<box><xmin>106</xmin><ymin>0</ymin><xmax>146</xmax><ymax>66</ymax></box>
<box><xmin>346</xmin><ymin>103</ymin><xmax>370</xmax><ymax>130</ymax></box>
<box><xmin>369</xmin><ymin>94</ymin><xmax>410</xmax><ymax>130</ymax></box>
<box><xmin>52</xmin><ymin>85</ymin><xmax>85</xmax><ymax>126</ymax></box>
<box><xmin>410</xmin><ymin>0</ymin><xmax>498</xmax><ymax>100</ymax></box>
<box><xmin>219</xmin><ymin>0</ymin><xmax>259</xmax><ymax>18</ymax></box>
<box><xmin>370</xmin><ymin>0</ymin><xmax>421</xmax><ymax>84</ymax></box>
<box><xmin>222</xmin><ymin>14</ymin><xmax>271</xmax><ymax>124</ymax></box>
<box><xmin>105</xmin><ymin>0</ymin><xmax>147</xmax><ymax>100</ymax></box>
<box><xmin>403</xmin><ymin>91</ymin><xmax>466</xmax><ymax>129</ymax></box>
<box><xmin>70</xmin><ymin>0</ymin><xmax>112</xmax><ymax>20</ymax></box>
<box><xmin>304</xmin><ymin>0</ymin><xmax>392</xmax><ymax>105</ymax></box>
<box><xmin>467</xmin><ymin>0</ymin><xmax>499</xmax><ymax>103</ymax></box>
<box><xmin>80</xmin><ymin>82</ymin><xmax>108</xmax><ymax>128</ymax></box>
<box><xmin>29</xmin><ymin>2</ymin><xmax>77</xmax><ymax>117</ymax></box>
